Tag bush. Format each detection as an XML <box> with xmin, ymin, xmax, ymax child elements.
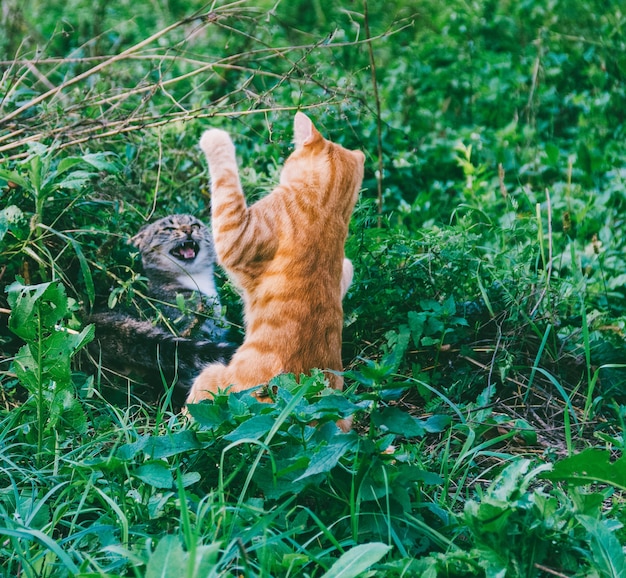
<box><xmin>1</xmin><ymin>1</ymin><xmax>625</xmax><ymax>575</ymax></box>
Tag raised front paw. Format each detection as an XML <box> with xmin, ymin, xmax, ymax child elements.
<box><xmin>199</xmin><ymin>129</ymin><xmax>235</xmax><ymax>160</ymax></box>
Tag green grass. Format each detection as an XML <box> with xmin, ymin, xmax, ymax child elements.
<box><xmin>1</xmin><ymin>0</ymin><xmax>626</xmax><ymax>576</ymax></box>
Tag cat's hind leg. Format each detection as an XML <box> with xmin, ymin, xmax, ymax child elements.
<box><xmin>186</xmin><ymin>362</ymin><xmax>234</xmax><ymax>404</ymax></box>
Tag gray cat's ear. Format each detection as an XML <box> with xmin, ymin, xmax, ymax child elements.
<box><xmin>294</xmin><ymin>112</ymin><xmax>322</xmax><ymax>148</ymax></box>
<box><xmin>130</xmin><ymin>228</ymin><xmax>146</xmax><ymax>249</ymax></box>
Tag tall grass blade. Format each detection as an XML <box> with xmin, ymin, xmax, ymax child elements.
<box><xmin>523</xmin><ymin>323</ymin><xmax>552</xmax><ymax>403</ymax></box>
<box><xmin>533</xmin><ymin>367</ymin><xmax>578</xmax><ymax>454</ymax></box>
<box><xmin>0</xmin><ymin>527</ymin><xmax>80</xmax><ymax>574</ymax></box>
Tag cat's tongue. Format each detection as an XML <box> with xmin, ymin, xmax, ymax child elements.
<box><xmin>180</xmin><ymin>246</ymin><xmax>196</xmax><ymax>260</ymax></box>
<box><xmin>172</xmin><ymin>241</ymin><xmax>198</xmax><ymax>261</ymax></box>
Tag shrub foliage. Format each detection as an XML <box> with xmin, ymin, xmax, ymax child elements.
<box><xmin>1</xmin><ymin>1</ymin><xmax>625</xmax><ymax>576</ymax></box>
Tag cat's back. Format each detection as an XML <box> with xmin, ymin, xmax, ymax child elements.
<box><xmin>242</xmin><ymin>120</ymin><xmax>365</xmax><ymax>365</ymax></box>
<box><xmin>245</xmin><ymin>121</ymin><xmax>364</xmax><ymax>301</ymax></box>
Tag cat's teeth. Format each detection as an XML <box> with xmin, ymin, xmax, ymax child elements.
<box><xmin>181</xmin><ymin>247</ymin><xmax>196</xmax><ymax>259</ymax></box>
<box><xmin>172</xmin><ymin>241</ymin><xmax>199</xmax><ymax>261</ymax></box>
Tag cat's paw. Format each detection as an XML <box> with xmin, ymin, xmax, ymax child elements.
<box><xmin>199</xmin><ymin>129</ymin><xmax>235</xmax><ymax>159</ymax></box>
<box><xmin>340</xmin><ymin>258</ymin><xmax>353</xmax><ymax>299</ymax></box>
<box><xmin>185</xmin><ymin>381</ymin><xmax>214</xmax><ymax>404</ymax></box>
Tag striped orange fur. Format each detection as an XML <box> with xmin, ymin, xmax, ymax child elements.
<box><xmin>186</xmin><ymin>113</ymin><xmax>364</xmax><ymax>426</ymax></box>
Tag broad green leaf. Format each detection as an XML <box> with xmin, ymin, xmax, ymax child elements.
<box><xmin>32</xmin><ymin>331</ymin><xmax>73</xmax><ymax>387</ymax></box>
<box><xmin>270</xmin><ymin>371</ymin><xmax>308</xmax><ymax>392</ymax></box>
<box><xmin>319</xmin><ymin>543</ymin><xmax>391</xmax><ymax>578</ymax></box>
<box><xmin>490</xmin><ymin>458</ymin><xmax>532</xmax><ymax>502</ymax></box>
<box><xmin>295</xmin><ymin>435</ymin><xmax>356</xmax><ymax>481</ymax></box>
<box><xmin>50</xmin><ymin>389</ymin><xmax>88</xmax><ymax>434</ymax></box>
<box><xmin>57</xmin><ymin>169</ymin><xmax>95</xmax><ymax>191</ymax></box>
<box><xmin>0</xmin><ymin>168</ymin><xmax>32</xmax><ymax>191</ymax></box>
<box><xmin>255</xmin><ymin>456</ymin><xmax>312</xmax><ymax>500</ymax></box>
<box><xmin>81</xmin><ymin>152</ymin><xmax>120</xmax><ymax>173</ymax></box>
<box><xmin>346</xmin><ymin>360</ymin><xmax>394</xmax><ymax>386</ymax></box>
<box><xmin>228</xmin><ymin>389</ymin><xmax>259</xmax><ymax>416</ymax></box>
<box><xmin>7</xmin><ymin>279</ymin><xmax>53</xmax><ymax>341</ymax></box>
<box><xmin>299</xmin><ymin>393</ymin><xmax>360</xmax><ymax>422</ymax></box>
<box><xmin>224</xmin><ymin>415</ymin><xmax>276</xmax><ymax>442</ymax></box>
<box><xmin>371</xmin><ymin>406</ymin><xmax>426</xmax><ymax>437</ymax></box>
<box><xmin>465</xmin><ymin>459</ymin><xmax>552</xmax><ymax>535</ymax></box>
<box><xmin>423</xmin><ymin>414</ymin><xmax>452</xmax><ymax>433</ymax></box>
<box><xmin>578</xmin><ymin>515</ymin><xmax>625</xmax><ymax>578</ymax></box>
<box><xmin>13</xmin><ymin>345</ymin><xmax>40</xmax><ymax>392</ymax></box>
<box><xmin>0</xmin><ymin>205</ymin><xmax>25</xmax><ymax>242</ymax></box>
<box><xmin>81</xmin><ymin>456</ymin><xmax>126</xmax><ymax>472</ymax></box>
<box><xmin>513</xmin><ymin>418</ymin><xmax>537</xmax><ymax>445</ymax></box>
<box><xmin>71</xmin><ymin>323</ymin><xmax>96</xmax><ymax>352</ymax></box>
<box><xmin>442</xmin><ymin>294</ymin><xmax>456</xmax><ymax>315</ymax></box>
<box><xmin>145</xmin><ymin>535</ymin><xmax>186</xmax><ymax>578</ymax></box>
<box><xmin>382</xmin><ymin>324</ymin><xmax>411</xmax><ymax>373</ymax></box>
<box><xmin>144</xmin><ymin>430</ymin><xmax>202</xmax><ymax>458</ymax></box>
<box><xmin>187</xmin><ymin>402</ymin><xmax>232</xmax><ymax>429</ymax></box>
<box><xmin>473</xmin><ymin>545</ymin><xmax>508</xmax><ymax>578</ymax></box>
<box><xmin>63</xmin><ymin>399</ymin><xmax>88</xmax><ymax>434</ymax></box>
<box><xmin>133</xmin><ymin>462</ymin><xmax>173</xmax><ymax>489</ymax></box>
<box><xmin>543</xmin><ymin>449</ymin><xmax>626</xmax><ymax>491</ymax></box>
<box><xmin>465</xmin><ymin>499</ymin><xmax>513</xmax><ymax>534</ymax></box>
<box><xmin>396</xmin><ymin>465</ymin><xmax>444</xmax><ymax>486</ymax></box>
<box><xmin>15</xmin><ymin>495</ymin><xmax>51</xmax><ymax>529</ymax></box>
<box><xmin>190</xmin><ymin>543</ymin><xmax>221</xmax><ymax>577</ymax></box>
<box><xmin>180</xmin><ymin>471</ymin><xmax>201</xmax><ymax>488</ymax></box>
<box><xmin>118</xmin><ymin>436</ymin><xmax>150</xmax><ymax>461</ymax></box>
<box><xmin>408</xmin><ymin>311</ymin><xmax>425</xmax><ymax>347</ymax></box>
<box><xmin>24</xmin><ymin>282</ymin><xmax>68</xmax><ymax>330</ymax></box>
<box><xmin>420</xmin><ymin>299</ymin><xmax>441</xmax><ymax>312</ymax></box>
<box><xmin>26</xmin><ymin>141</ymin><xmax>49</xmax><ymax>157</ymax></box>
<box><xmin>36</xmin><ymin>325</ymin><xmax>93</xmax><ymax>389</ymax></box>
<box><xmin>28</xmin><ymin>148</ymin><xmax>45</xmax><ymax>195</ymax></box>
<box><xmin>545</xmin><ymin>142</ymin><xmax>560</xmax><ymax>165</ymax></box>
<box><xmin>56</xmin><ymin>156</ymin><xmax>85</xmax><ymax>175</ymax></box>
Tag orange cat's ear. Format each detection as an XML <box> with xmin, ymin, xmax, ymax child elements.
<box><xmin>294</xmin><ymin>112</ymin><xmax>322</xmax><ymax>148</ymax></box>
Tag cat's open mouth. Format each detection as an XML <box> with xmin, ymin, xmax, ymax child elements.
<box><xmin>170</xmin><ymin>240</ymin><xmax>199</xmax><ymax>261</ymax></box>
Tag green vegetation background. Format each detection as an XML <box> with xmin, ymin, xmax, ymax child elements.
<box><xmin>0</xmin><ymin>1</ymin><xmax>625</xmax><ymax>576</ymax></box>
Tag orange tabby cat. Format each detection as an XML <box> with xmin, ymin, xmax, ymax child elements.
<box><xmin>186</xmin><ymin>112</ymin><xmax>364</xmax><ymax>424</ymax></box>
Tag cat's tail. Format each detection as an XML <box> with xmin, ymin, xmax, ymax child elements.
<box><xmin>86</xmin><ymin>312</ymin><xmax>237</xmax><ymax>389</ymax></box>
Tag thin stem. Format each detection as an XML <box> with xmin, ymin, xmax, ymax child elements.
<box><xmin>363</xmin><ymin>0</ymin><xmax>384</xmax><ymax>227</ymax></box>
<box><xmin>36</xmin><ymin>301</ymin><xmax>44</xmax><ymax>465</ymax></box>
<box><xmin>0</xmin><ymin>13</ymin><xmax>212</xmax><ymax>127</ymax></box>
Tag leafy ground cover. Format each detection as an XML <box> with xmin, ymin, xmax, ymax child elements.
<box><xmin>1</xmin><ymin>0</ymin><xmax>625</xmax><ymax>576</ymax></box>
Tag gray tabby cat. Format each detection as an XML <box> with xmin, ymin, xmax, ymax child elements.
<box><xmin>88</xmin><ymin>214</ymin><xmax>235</xmax><ymax>390</ymax></box>
<box><xmin>130</xmin><ymin>213</ymin><xmax>228</xmax><ymax>341</ymax></box>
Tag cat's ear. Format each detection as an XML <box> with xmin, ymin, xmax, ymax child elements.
<box><xmin>294</xmin><ymin>112</ymin><xmax>322</xmax><ymax>148</ymax></box>
<box><xmin>130</xmin><ymin>227</ymin><xmax>147</xmax><ymax>249</ymax></box>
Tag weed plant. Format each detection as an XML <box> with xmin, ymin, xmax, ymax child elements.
<box><xmin>1</xmin><ymin>1</ymin><xmax>625</xmax><ymax>576</ymax></box>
